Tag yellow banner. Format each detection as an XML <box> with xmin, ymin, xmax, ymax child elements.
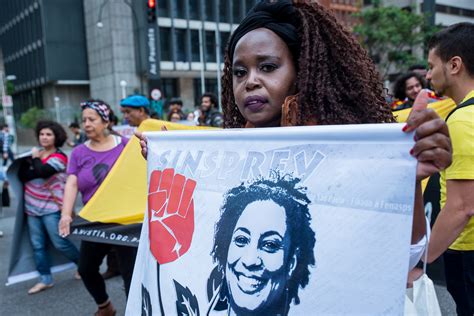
<box><xmin>393</xmin><ymin>98</ymin><xmax>456</xmax><ymax>122</ymax></box>
<box><xmin>79</xmin><ymin>119</ymin><xmax>213</xmax><ymax>225</ymax></box>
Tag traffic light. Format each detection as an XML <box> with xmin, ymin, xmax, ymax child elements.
<box><xmin>147</xmin><ymin>0</ymin><xmax>156</xmax><ymax>23</ymax></box>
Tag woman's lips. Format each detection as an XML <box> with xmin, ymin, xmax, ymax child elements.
<box><xmin>245</xmin><ymin>96</ymin><xmax>268</xmax><ymax>113</ymax></box>
<box><xmin>235</xmin><ymin>273</ymin><xmax>266</xmax><ymax>294</ymax></box>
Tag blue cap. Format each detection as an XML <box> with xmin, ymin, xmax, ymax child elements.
<box><xmin>120</xmin><ymin>95</ymin><xmax>150</xmax><ymax>108</ymax></box>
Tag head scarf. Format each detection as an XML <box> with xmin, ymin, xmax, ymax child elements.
<box><xmin>80</xmin><ymin>100</ymin><xmax>111</xmax><ymax>122</ymax></box>
<box><xmin>227</xmin><ymin>0</ymin><xmax>300</xmax><ymax>62</ymax></box>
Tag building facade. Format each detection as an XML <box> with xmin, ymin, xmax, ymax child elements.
<box><xmin>383</xmin><ymin>0</ymin><xmax>474</xmax><ymax>25</ymax></box>
<box><xmin>0</xmin><ymin>0</ymin><xmax>89</xmax><ymax>121</ymax></box>
<box><xmin>83</xmin><ymin>0</ymin><xmax>259</xmax><ymax>115</ymax></box>
<box><xmin>1</xmin><ymin>0</ymin><xmax>366</xmax><ymax>120</ymax></box>
<box><xmin>319</xmin><ymin>0</ymin><xmax>362</xmax><ymax>28</ymax></box>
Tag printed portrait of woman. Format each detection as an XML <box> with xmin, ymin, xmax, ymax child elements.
<box><xmin>211</xmin><ymin>173</ymin><xmax>316</xmax><ymax>316</ymax></box>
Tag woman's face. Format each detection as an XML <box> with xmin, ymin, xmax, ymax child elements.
<box><xmin>232</xmin><ymin>28</ymin><xmax>296</xmax><ymax>127</ymax></box>
<box><xmin>405</xmin><ymin>76</ymin><xmax>422</xmax><ymax>101</ymax></box>
<box><xmin>82</xmin><ymin>108</ymin><xmax>108</xmax><ymax>140</ymax></box>
<box><xmin>226</xmin><ymin>200</ymin><xmax>294</xmax><ymax>313</ymax></box>
<box><xmin>170</xmin><ymin>113</ymin><xmax>181</xmax><ymax>122</ymax></box>
<box><xmin>38</xmin><ymin>128</ymin><xmax>55</xmax><ymax>149</ymax></box>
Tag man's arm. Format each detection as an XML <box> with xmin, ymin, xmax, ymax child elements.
<box><xmin>426</xmin><ymin>179</ymin><xmax>474</xmax><ymax>263</ymax></box>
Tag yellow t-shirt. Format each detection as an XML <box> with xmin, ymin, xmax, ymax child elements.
<box><xmin>440</xmin><ymin>90</ymin><xmax>474</xmax><ymax>251</ymax></box>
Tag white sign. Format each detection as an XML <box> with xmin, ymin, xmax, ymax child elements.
<box><xmin>150</xmin><ymin>89</ymin><xmax>161</xmax><ymax>101</ymax></box>
<box><xmin>112</xmin><ymin>124</ymin><xmax>137</xmax><ymax>138</ymax></box>
<box><xmin>127</xmin><ymin>124</ymin><xmax>416</xmax><ymax>315</ymax></box>
<box><xmin>2</xmin><ymin>95</ymin><xmax>13</xmax><ymax>107</ymax></box>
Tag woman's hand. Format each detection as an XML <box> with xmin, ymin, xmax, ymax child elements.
<box><xmin>135</xmin><ymin>131</ymin><xmax>148</xmax><ymax>160</ymax></box>
<box><xmin>58</xmin><ymin>214</ymin><xmax>73</xmax><ymax>237</ymax></box>
<box><xmin>403</xmin><ymin>89</ymin><xmax>452</xmax><ymax>180</ymax></box>
<box><xmin>135</xmin><ymin>125</ymin><xmax>168</xmax><ymax>161</ymax></box>
<box><xmin>31</xmin><ymin>147</ymin><xmax>41</xmax><ymax>158</ymax></box>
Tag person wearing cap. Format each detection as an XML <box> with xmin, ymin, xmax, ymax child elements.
<box><xmin>120</xmin><ymin>95</ymin><xmax>150</xmax><ymax>127</ymax></box>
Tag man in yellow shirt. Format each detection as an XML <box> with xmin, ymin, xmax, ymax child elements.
<box><xmin>426</xmin><ymin>23</ymin><xmax>474</xmax><ymax>316</ymax></box>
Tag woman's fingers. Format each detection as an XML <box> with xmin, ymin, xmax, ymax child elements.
<box><xmin>403</xmin><ymin>108</ymin><xmax>439</xmax><ymax>133</ymax></box>
<box><xmin>58</xmin><ymin>217</ymin><xmax>71</xmax><ymax>237</ymax></box>
<box><xmin>404</xmin><ymin>108</ymin><xmax>452</xmax><ymax>180</ymax></box>
<box><xmin>134</xmin><ymin>131</ymin><xmax>148</xmax><ymax>160</ymax></box>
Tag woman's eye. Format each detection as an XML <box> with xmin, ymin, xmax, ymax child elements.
<box><xmin>260</xmin><ymin>64</ymin><xmax>277</xmax><ymax>72</ymax></box>
<box><xmin>261</xmin><ymin>240</ymin><xmax>282</xmax><ymax>253</ymax></box>
<box><xmin>233</xmin><ymin>68</ymin><xmax>247</xmax><ymax>78</ymax></box>
<box><xmin>233</xmin><ymin>235</ymin><xmax>249</xmax><ymax>247</ymax></box>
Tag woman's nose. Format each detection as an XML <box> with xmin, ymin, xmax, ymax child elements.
<box><xmin>241</xmin><ymin>247</ymin><xmax>263</xmax><ymax>269</ymax></box>
<box><xmin>245</xmin><ymin>70</ymin><xmax>261</xmax><ymax>91</ymax></box>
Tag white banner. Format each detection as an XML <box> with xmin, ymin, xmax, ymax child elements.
<box><xmin>127</xmin><ymin>124</ymin><xmax>416</xmax><ymax>315</ymax></box>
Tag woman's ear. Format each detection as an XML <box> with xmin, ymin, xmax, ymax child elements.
<box><xmin>287</xmin><ymin>249</ymin><xmax>298</xmax><ymax>279</ymax></box>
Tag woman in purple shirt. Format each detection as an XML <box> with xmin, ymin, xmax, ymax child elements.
<box><xmin>59</xmin><ymin>100</ymin><xmax>136</xmax><ymax>316</ymax></box>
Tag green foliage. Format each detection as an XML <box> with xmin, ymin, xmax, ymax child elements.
<box><xmin>354</xmin><ymin>4</ymin><xmax>437</xmax><ymax>78</ymax></box>
<box><xmin>19</xmin><ymin>106</ymin><xmax>49</xmax><ymax>129</ymax></box>
<box><xmin>6</xmin><ymin>81</ymin><xmax>15</xmax><ymax>95</ymax></box>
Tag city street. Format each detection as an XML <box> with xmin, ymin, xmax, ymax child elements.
<box><xmin>0</xmin><ymin>192</ymin><xmax>127</xmax><ymax>315</ymax></box>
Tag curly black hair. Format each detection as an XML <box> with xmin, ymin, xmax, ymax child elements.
<box><xmin>211</xmin><ymin>172</ymin><xmax>315</xmax><ymax>312</ymax></box>
<box><xmin>222</xmin><ymin>0</ymin><xmax>395</xmax><ymax>128</ymax></box>
<box><xmin>35</xmin><ymin>120</ymin><xmax>68</xmax><ymax>148</ymax></box>
<box><xmin>392</xmin><ymin>72</ymin><xmax>426</xmax><ymax>101</ymax></box>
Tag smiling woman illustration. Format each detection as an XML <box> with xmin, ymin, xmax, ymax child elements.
<box><xmin>211</xmin><ymin>173</ymin><xmax>316</xmax><ymax>315</ymax></box>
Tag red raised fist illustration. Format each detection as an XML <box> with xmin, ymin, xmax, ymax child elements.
<box><xmin>148</xmin><ymin>168</ymin><xmax>197</xmax><ymax>264</ymax></box>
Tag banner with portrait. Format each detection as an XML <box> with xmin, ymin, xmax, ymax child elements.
<box><xmin>127</xmin><ymin>124</ymin><xmax>417</xmax><ymax>315</ymax></box>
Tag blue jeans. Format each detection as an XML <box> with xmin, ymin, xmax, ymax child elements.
<box><xmin>27</xmin><ymin>212</ymin><xmax>80</xmax><ymax>284</ymax></box>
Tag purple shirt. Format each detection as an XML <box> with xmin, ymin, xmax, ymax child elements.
<box><xmin>67</xmin><ymin>136</ymin><xmax>128</xmax><ymax>204</ymax></box>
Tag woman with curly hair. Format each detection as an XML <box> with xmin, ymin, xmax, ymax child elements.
<box><xmin>211</xmin><ymin>173</ymin><xmax>315</xmax><ymax>315</ymax></box>
<box><xmin>392</xmin><ymin>72</ymin><xmax>426</xmax><ymax>110</ymax></box>
<box><xmin>217</xmin><ymin>0</ymin><xmax>450</xmax><ymax>264</ymax></box>
<box><xmin>19</xmin><ymin>120</ymin><xmax>80</xmax><ymax>294</ymax></box>
<box><xmin>137</xmin><ymin>0</ymin><xmax>451</xmax><ymax>290</ymax></box>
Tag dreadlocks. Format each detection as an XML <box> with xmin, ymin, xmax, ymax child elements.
<box><xmin>222</xmin><ymin>0</ymin><xmax>396</xmax><ymax>128</ymax></box>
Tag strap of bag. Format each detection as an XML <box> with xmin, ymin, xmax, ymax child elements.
<box><xmin>45</xmin><ymin>180</ymin><xmax>62</xmax><ymax>210</ymax></box>
<box><xmin>445</xmin><ymin>97</ymin><xmax>474</xmax><ymax>122</ymax></box>
<box><xmin>422</xmin><ymin>204</ymin><xmax>434</xmax><ymax>274</ymax></box>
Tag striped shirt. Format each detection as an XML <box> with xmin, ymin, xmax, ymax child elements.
<box><xmin>24</xmin><ymin>153</ymin><xmax>68</xmax><ymax>216</ymax></box>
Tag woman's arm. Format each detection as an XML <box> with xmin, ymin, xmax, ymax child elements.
<box><xmin>31</xmin><ymin>158</ymin><xmax>58</xmax><ymax>178</ymax></box>
<box><xmin>411</xmin><ymin>181</ymin><xmax>426</xmax><ymax>244</ymax></box>
<box><xmin>58</xmin><ymin>174</ymin><xmax>78</xmax><ymax>237</ymax></box>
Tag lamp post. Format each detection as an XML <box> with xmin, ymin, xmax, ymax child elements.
<box><xmin>120</xmin><ymin>80</ymin><xmax>128</xmax><ymax>99</ymax></box>
<box><xmin>54</xmin><ymin>96</ymin><xmax>60</xmax><ymax>123</ymax></box>
<box><xmin>97</xmin><ymin>0</ymin><xmax>144</xmax><ymax>94</ymax></box>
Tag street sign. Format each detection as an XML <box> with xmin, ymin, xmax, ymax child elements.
<box><xmin>150</xmin><ymin>88</ymin><xmax>161</xmax><ymax>101</ymax></box>
<box><xmin>2</xmin><ymin>95</ymin><xmax>13</xmax><ymax>107</ymax></box>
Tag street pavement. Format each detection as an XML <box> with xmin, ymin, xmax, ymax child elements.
<box><xmin>0</xmin><ymin>190</ymin><xmax>127</xmax><ymax>315</ymax></box>
<box><xmin>0</xmin><ymin>175</ymin><xmax>457</xmax><ymax>315</ymax></box>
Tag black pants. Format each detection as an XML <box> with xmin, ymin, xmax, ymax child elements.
<box><xmin>78</xmin><ymin>241</ymin><xmax>138</xmax><ymax>305</ymax></box>
<box><xmin>444</xmin><ymin>249</ymin><xmax>474</xmax><ymax>316</ymax></box>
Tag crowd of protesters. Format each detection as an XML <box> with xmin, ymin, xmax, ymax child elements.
<box><xmin>1</xmin><ymin>1</ymin><xmax>473</xmax><ymax>315</ymax></box>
